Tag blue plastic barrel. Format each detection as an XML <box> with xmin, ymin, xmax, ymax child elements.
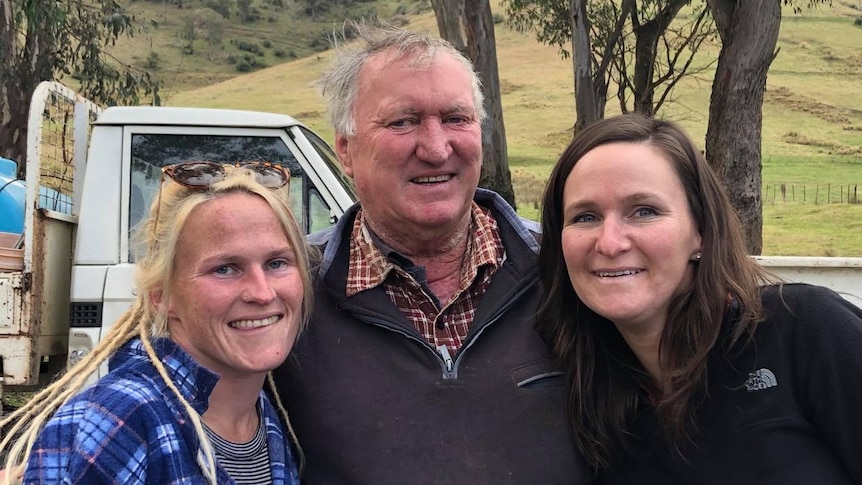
<box><xmin>0</xmin><ymin>157</ymin><xmax>25</xmax><ymax>234</ymax></box>
<box><xmin>0</xmin><ymin>157</ymin><xmax>73</xmax><ymax>235</ymax></box>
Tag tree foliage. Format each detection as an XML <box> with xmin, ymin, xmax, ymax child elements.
<box><xmin>179</xmin><ymin>15</ymin><xmax>199</xmax><ymax>54</ymax></box>
<box><xmin>0</xmin><ymin>0</ymin><xmax>159</xmax><ymax>173</ymax></box>
<box><xmin>200</xmin><ymin>8</ymin><xmax>225</xmax><ymax>49</ymax></box>
<box><xmin>236</xmin><ymin>0</ymin><xmax>252</xmax><ymax>22</ymax></box>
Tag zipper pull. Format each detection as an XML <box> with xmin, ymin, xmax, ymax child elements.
<box><xmin>436</xmin><ymin>345</ymin><xmax>454</xmax><ymax>372</ymax></box>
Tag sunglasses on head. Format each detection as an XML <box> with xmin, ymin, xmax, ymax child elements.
<box><xmin>149</xmin><ymin>161</ymin><xmax>290</xmax><ymax>236</ymax></box>
<box><xmin>161</xmin><ymin>161</ymin><xmax>290</xmax><ymax>189</ymax></box>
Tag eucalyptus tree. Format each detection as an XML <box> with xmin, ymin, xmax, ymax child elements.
<box><xmin>502</xmin><ymin>0</ymin><xmax>714</xmax><ymax>129</ymax></box>
<box><xmin>0</xmin><ymin>0</ymin><xmax>158</xmax><ymax>175</ymax></box>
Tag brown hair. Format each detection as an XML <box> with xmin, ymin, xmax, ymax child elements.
<box><xmin>538</xmin><ymin>113</ymin><xmax>772</xmax><ymax>470</ymax></box>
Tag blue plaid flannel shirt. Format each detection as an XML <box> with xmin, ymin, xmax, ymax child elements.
<box><xmin>23</xmin><ymin>337</ymin><xmax>300</xmax><ymax>484</ymax></box>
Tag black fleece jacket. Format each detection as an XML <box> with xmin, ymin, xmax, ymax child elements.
<box><xmin>599</xmin><ymin>284</ymin><xmax>862</xmax><ymax>485</ymax></box>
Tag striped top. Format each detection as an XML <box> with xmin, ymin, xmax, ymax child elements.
<box><xmin>205</xmin><ymin>406</ymin><xmax>272</xmax><ymax>484</ymax></box>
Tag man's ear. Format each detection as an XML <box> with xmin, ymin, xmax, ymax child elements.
<box><xmin>335</xmin><ymin>134</ymin><xmax>354</xmax><ymax>178</ymax></box>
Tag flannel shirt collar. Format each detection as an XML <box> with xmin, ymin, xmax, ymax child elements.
<box><xmin>346</xmin><ymin>203</ymin><xmax>503</xmax><ymax>297</ymax></box>
<box><xmin>109</xmin><ymin>337</ymin><xmax>220</xmax><ymax>415</ymax></box>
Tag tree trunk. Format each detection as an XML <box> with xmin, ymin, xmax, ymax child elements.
<box><xmin>631</xmin><ymin>9</ymin><xmax>658</xmax><ymax>115</ymax></box>
<box><xmin>0</xmin><ymin>0</ymin><xmax>30</xmax><ymax>175</ymax></box>
<box><xmin>570</xmin><ymin>0</ymin><xmax>601</xmax><ymax>131</ymax></box>
<box><xmin>705</xmin><ymin>0</ymin><xmax>780</xmax><ymax>254</ymax></box>
<box><xmin>631</xmin><ymin>0</ymin><xmax>688</xmax><ymax>116</ymax></box>
<box><xmin>464</xmin><ymin>0</ymin><xmax>515</xmax><ymax>208</ymax></box>
<box><xmin>431</xmin><ymin>0</ymin><xmax>515</xmax><ymax>208</ymax></box>
<box><xmin>430</xmin><ymin>0</ymin><xmax>465</xmax><ymax>50</ymax></box>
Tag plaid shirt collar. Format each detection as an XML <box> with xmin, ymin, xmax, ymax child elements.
<box><xmin>346</xmin><ymin>203</ymin><xmax>503</xmax><ymax>298</ymax></box>
<box><xmin>111</xmin><ymin>337</ymin><xmax>219</xmax><ymax>414</ymax></box>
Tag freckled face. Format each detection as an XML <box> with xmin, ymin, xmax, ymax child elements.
<box><xmin>560</xmin><ymin>142</ymin><xmax>702</xmax><ymax>338</ymax></box>
<box><xmin>335</xmin><ymin>51</ymin><xmax>483</xmax><ymax>239</ymax></box>
<box><xmin>166</xmin><ymin>193</ymin><xmax>303</xmax><ymax>380</ymax></box>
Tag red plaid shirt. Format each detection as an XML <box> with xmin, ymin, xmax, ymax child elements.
<box><xmin>346</xmin><ymin>203</ymin><xmax>504</xmax><ymax>356</ymax></box>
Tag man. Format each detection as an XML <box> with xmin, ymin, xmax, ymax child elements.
<box><xmin>274</xmin><ymin>24</ymin><xmax>587</xmax><ymax>484</ymax></box>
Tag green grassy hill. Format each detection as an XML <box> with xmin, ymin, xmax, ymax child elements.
<box><xmin>108</xmin><ymin>0</ymin><xmax>431</xmax><ymax>93</ymax></box>
<box><xmin>114</xmin><ymin>1</ymin><xmax>862</xmax><ymax>256</ymax></box>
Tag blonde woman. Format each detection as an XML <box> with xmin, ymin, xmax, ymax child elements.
<box><xmin>1</xmin><ymin>162</ymin><xmax>310</xmax><ymax>484</ymax></box>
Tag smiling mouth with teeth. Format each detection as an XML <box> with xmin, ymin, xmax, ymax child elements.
<box><xmin>229</xmin><ymin>315</ymin><xmax>280</xmax><ymax>329</ymax></box>
<box><xmin>413</xmin><ymin>175</ymin><xmax>451</xmax><ymax>184</ymax></box>
<box><xmin>595</xmin><ymin>270</ymin><xmax>642</xmax><ymax>277</ymax></box>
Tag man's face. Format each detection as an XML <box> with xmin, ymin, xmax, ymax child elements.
<box><xmin>335</xmin><ymin>51</ymin><xmax>483</xmax><ymax>242</ymax></box>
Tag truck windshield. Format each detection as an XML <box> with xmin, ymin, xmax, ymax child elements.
<box><xmin>129</xmin><ymin>133</ymin><xmax>316</xmax><ymax>261</ymax></box>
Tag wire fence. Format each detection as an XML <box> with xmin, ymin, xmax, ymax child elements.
<box><xmin>763</xmin><ymin>184</ymin><xmax>860</xmax><ymax>205</ymax></box>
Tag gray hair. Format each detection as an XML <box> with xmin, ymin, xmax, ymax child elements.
<box><xmin>315</xmin><ymin>21</ymin><xmax>487</xmax><ymax>136</ymax></box>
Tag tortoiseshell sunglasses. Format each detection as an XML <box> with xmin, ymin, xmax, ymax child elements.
<box><xmin>151</xmin><ymin>161</ymin><xmax>290</xmax><ymax>234</ymax></box>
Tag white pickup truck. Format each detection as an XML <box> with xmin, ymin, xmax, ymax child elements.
<box><xmin>2</xmin><ymin>81</ymin><xmax>861</xmax><ymax>409</ymax></box>
<box><xmin>0</xmin><ymin>81</ymin><xmax>356</xmax><ymax>405</ymax></box>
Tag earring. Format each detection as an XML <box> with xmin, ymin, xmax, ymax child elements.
<box><xmin>691</xmin><ymin>252</ymin><xmax>702</xmax><ymax>261</ymax></box>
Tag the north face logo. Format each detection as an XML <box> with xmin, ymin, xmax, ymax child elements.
<box><xmin>745</xmin><ymin>368</ymin><xmax>778</xmax><ymax>392</ymax></box>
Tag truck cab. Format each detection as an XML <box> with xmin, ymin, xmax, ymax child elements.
<box><xmin>66</xmin><ymin>106</ymin><xmax>356</xmax><ymax>376</ymax></box>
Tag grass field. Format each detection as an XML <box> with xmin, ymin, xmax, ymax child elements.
<box><xmin>105</xmin><ymin>0</ymin><xmax>433</xmax><ymax>94</ymax></box>
<box><xmin>160</xmin><ymin>2</ymin><xmax>862</xmax><ymax>256</ymax></box>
